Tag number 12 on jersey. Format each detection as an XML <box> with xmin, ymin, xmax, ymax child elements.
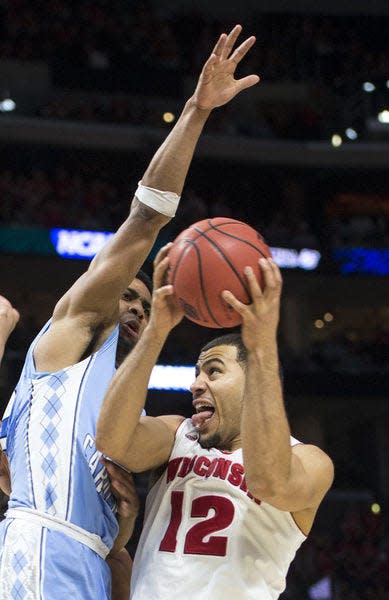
<box><xmin>159</xmin><ymin>491</ymin><xmax>235</xmax><ymax>557</ymax></box>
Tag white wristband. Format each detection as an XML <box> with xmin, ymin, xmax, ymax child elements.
<box><xmin>135</xmin><ymin>181</ymin><xmax>180</xmax><ymax>217</ymax></box>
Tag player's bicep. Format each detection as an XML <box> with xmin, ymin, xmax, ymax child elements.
<box><xmin>261</xmin><ymin>445</ymin><xmax>334</xmax><ymax>512</ymax></box>
<box><xmin>115</xmin><ymin>415</ymin><xmax>183</xmax><ymax>473</ymax></box>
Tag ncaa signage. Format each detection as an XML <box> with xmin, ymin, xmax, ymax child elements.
<box><xmin>50</xmin><ymin>228</ymin><xmax>114</xmax><ymax>260</ymax></box>
<box><xmin>50</xmin><ymin>227</ymin><xmax>322</xmax><ymax>270</ymax></box>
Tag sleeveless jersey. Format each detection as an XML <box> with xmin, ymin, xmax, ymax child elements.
<box><xmin>0</xmin><ymin>319</ymin><xmax>119</xmax><ymax>599</ymax></box>
<box><xmin>131</xmin><ymin>419</ymin><xmax>306</xmax><ymax>600</ymax></box>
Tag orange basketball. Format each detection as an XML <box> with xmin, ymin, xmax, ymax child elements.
<box><xmin>167</xmin><ymin>217</ymin><xmax>272</xmax><ymax>328</ymax></box>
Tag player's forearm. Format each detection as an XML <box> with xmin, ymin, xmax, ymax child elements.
<box><xmin>142</xmin><ymin>98</ymin><xmax>211</xmax><ymax>194</ymax></box>
<box><xmin>110</xmin><ymin>512</ymin><xmax>137</xmax><ymax>557</ymax></box>
<box><xmin>53</xmin><ymin>203</ymin><xmax>165</xmax><ymax>322</ymax></box>
<box><xmin>96</xmin><ymin>323</ymin><xmax>168</xmax><ymax>461</ymax></box>
<box><xmin>242</xmin><ymin>345</ymin><xmax>292</xmax><ymax>499</ymax></box>
<box><xmin>107</xmin><ymin>548</ymin><xmax>132</xmax><ymax>600</ymax></box>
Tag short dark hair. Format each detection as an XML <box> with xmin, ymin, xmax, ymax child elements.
<box><xmin>135</xmin><ymin>269</ymin><xmax>153</xmax><ymax>295</ymax></box>
<box><xmin>200</xmin><ymin>333</ymin><xmax>285</xmax><ymax>384</ymax></box>
<box><xmin>200</xmin><ymin>333</ymin><xmax>247</xmax><ymax>367</ymax></box>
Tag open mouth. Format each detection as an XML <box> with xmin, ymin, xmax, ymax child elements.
<box><xmin>191</xmin><ymin>402</ymin><xmax>215</xmax><ymax>430</ymax></box>
<box><xmin>121</xmin><ymin>322</ymin><xmax>140</xmax><ymax>338</ymax></box>
<box><xmin>195</xmin><ymin>404</ymin><xmax>215</xmax><ymax>415</ymax></box>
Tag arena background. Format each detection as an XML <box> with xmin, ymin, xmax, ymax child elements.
<box><xmin>0</xmin><ymin>1</ymin><xmax>388</xmax><ymax>597</ymax></box>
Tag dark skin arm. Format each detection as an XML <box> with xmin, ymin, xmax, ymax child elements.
<box><xmin>34</xmin><ymin>25</ymin><xmax>259</xmax><ymax>374</ymax></box>
<box><xmin>103</xmin><ymin>459</ymin><xmax>140</xmax><ymax>600</ymax></box>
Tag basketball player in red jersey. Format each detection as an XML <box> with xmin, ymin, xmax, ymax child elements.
<box><xmin>0</xmin><ymin>25</ymin><xmax>260</xmax><ymax>600</ymax></box>
<box><xmin>97</xmin><ymin>248</ymin><xmax>334</xmax><ymax>599</ymax></box>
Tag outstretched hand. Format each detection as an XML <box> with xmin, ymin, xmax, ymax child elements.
<box><xmin>0</xmin><ymin>295</ymin><xmax>19</xmax><ymax>362</ymax></box>
<box><xmin>148</xmin><ymin>244</ymin><xmax>184</xmax><ymax>335</ymax></box>
<box><xmin>222</xmin><ymin>258</ymin><xmax>282</xmax><ymax>351</ymax></box>
<box><xmin>192</xmin><ymin>24</ymin><xmax>260</xmax><ymax>111</ymax></box>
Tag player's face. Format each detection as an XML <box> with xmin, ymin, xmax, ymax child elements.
<box><xmin>116</xmin><ymin>278</ymin><xmax>151</xmax><ymax>363</ymax></box>
<box><xmin>190</xmin><ymin>345</ymin><xmax>245</xmax><ymax>451</ymax></box>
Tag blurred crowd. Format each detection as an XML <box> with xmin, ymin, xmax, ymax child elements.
<box><xmin>1</xmin><ymin>2</ymin><xmax>388</xmax><ymax>85</ymax></box>
<box><xmin>0</xmin><ymin>2</ymin><xmax>388</xmax><ymax>139</ymax></box>
<box><xmin>1</xmin><ymin>164</ymin><xmax>388</xmax><ymax>251</ymax></box>
<box><xmin>283</xmin><ymin>504</ymin><xmax>388</xmax><ymax>599</ymax></box>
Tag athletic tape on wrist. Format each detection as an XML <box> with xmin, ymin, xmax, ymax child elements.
<box><xmin>135</xmin><ymin>181</ymin><xmax>180</xmax><ymax>217</ymax></box>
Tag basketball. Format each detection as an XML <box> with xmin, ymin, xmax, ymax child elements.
<box><xmin>167</xmin><ymin>217</ymin><xmax>272</xmax><ymax>328</ymax></box>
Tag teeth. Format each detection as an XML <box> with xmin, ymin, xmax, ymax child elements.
<box><xmin>196</xmin><ymin>405</ymin><xmax>213</xmax><ymax>413</ymax></box>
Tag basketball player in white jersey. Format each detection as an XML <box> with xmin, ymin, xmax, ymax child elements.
<box><xmin>0</xmin><ymin>26</ymin><xmax>260</xmax><ymax>600</ymax></box>
<box><xmin>97</xmin><ymin>248</ymin><xmax>334</xmax><ymax>599</ymax></box>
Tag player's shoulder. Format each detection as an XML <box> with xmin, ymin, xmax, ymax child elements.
<box><xmin>293</xmin><ymin>443</ymin><xmax>334</xmax><ymax>487</ymax></box>
<box><xmin>155</xmin><ymin>414</ymin><xmax>186</xmax><ymax>435</ymax></box>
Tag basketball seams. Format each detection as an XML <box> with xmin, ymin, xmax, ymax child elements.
<box><xmin>209</xmin><ymin>223</ymin><xmax>269</xmax><ymax>259</ymax></box>
<box><xmin>170</xmin><ymin>242</ymin><xmax>191</xmax><ymax>287</ymax></box>
<box><xmin>173</xmin><ymin>240</ymin><xmax>223</xmax><ymax>327</ymax></box>
<box><xmin>193</xmin><ymin>230</ymin><xmax>251</xmax><ymax>297</ymax></box>
<box><xmin>169</xmin><ymin>218</ymin><xmax>271</xmax><ymax>329</ymax></box>
<box><xmin>193</xmin><ymin>220</ymin><xmax>269</xmax><ymax>259</ymax></box>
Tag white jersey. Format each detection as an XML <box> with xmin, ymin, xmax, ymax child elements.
<box><xmin>131</xmin><ymin>419</ymin><xmax>306</xmax><ymax>600</ymax></box>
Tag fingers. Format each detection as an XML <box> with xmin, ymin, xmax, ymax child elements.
<box><xmin>209</xmin><ymin>25</ymin><xmax>257</xmax><ymax>68</ymax></box>
<box><xmin>236</xmin><ymin>73</ymin><xmax>260</xmax><ymax>93</ymax></box>
<box><xmin>153</xmin><ymin>284</ymin><xmax>174</xmax><ymax>304</ymax></box>
<box><xmin>211</xmin><ymin>33</ymin><xmax>227</xmax><ymax>57</ymax></box>
<box><xmin>153</xmin><ymin>257</ymin><xmax>170</xmax><ymax>290</ymax></box>
<box><xmin>220</xmin><ymin>24</ymin><xmax>242</xmax><ymax>60</ymax></box>
<box><xmin>230</xmin><ymin>34</ymin><xmax>256</xmax><ymax>64</ymax></box>
<box><xmin>221</xmin><ymin>289</ymin><xmax>245</xmax><ymax>316</ymax></box>
<box><xmin>153</xmin><ymin>243</ymin><xmax>172</xmax><ymax>268</ymax></box>
<box><xmin>259</xmin><ymin>258</ymin><xmax>282</xmax><ymax>295</ymax></box>
<box><xmin>152</xmin><ymin>243</ymin><xmax>173</xmax><ymax>289</ymax></box>
<box><xmin>103</xmin><ymin>459</ymin><xmax>140</xmax><ymax>508</ymax></box>
<box><xmin>221</xmin><ymin>258</ymin><xmax>282</xmax><ymax>311</ymax></box>
<box><xmin>201</xmin><ymin>53</ymin><xmax>217</xmax><ymax>81</ymax></box>
<box><xmin>243</xmin><ymin>265</ymin><xmax>263</xmax><ymax>302</ymax></box>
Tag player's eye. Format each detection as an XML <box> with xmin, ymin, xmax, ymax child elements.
<box><xmin>208</xmin><ymin>366</ymin><xmax>221</xmax><ymax>376</ymax></box>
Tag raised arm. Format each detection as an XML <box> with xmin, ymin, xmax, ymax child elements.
<box><xmin>222</xmin><ymin>260</ymin><xmax>334</xmax><ymax>530</ymax></box>
<box><xmin>96</xmin><ymin>245</ymin><xmax>185</xmax><ymax>471</ymax></box>
<box><xmin>34</xmin><ymin>25</ymin><xmax>260</xmax><ymax>373</ymax></box>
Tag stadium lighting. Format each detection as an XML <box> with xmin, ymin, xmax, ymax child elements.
<box><xmin>163</xmin><ymin>111</ymin><xmax>175</xmax><ymax>123</ymax></box>
<box><xmin>377</xmin><ymin>109</ymin><xmax>389</xmax><ymax>124</ymax></box>
<box><xmin>331</xmin><ymin>134</ymin><xmax>342</xmax><ymax>147</ymax></box>
<box><xmin>0</xmin><ymin>98</ymin><xmax>16</xmax><ymax>112</ymax></box>
<box><xmin>362</xmin><ymin>82</ymin><xmax>375</xmax><ymax>92</ymax></box>
<box><xmin>345</xmin><ymin>128</ymin><xmax>358</xmax><ymax>140</ymax></box>
<box><xmin>149</xmin><ymin>365</ymin><xmax>193</xmax><ymax>391</ymax></box>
